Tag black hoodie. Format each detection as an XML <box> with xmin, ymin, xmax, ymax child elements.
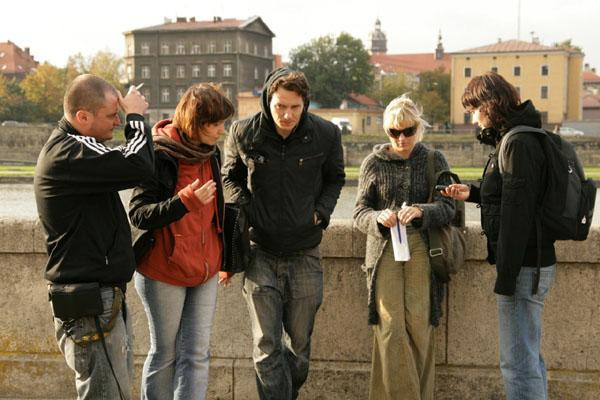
<box><xmin>468</xmin><ymin>100</ymin><xmax>556</xmax><ymax>295</ymax></box>
<box><xmin>221</xmin><ymin>68</ymin><xmax>345</xmax><ymax>254</ymax></box>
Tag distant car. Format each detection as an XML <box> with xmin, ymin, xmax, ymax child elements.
<box><xmin>1</xmin><ymin>120</ymin><xmax>28</xmax><ymax>127</ymax></box>
<box><xmin>558</xmin><ymin>127</ymin><xmax>584</xmax><ymax>136</ymax></box>
<box><xmin>331</xmin><ymin>117</ymin><xmax>353</xmax><ymax>135</ymax></box>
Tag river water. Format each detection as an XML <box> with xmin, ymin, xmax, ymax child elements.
<box><xmin>3</xmin><ymin>183</ymin><xmax>600</xmax><ymax>226</ymax></box>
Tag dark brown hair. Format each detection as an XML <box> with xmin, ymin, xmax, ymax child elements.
<box><xmin>267</xmin><ymin>71</ymin><xmax>310</xmax><ymax>104</ymax></box>
<box><xmin>172</xmin><ymin>83</ymin><xmax>235</xmax><ymax>141</ymax></box>
<box><xmin>63</xmin><ymin>74</ymin><xmax>117</xmax><ymax>118</ymax></box>
<box><xmin>461</xmin><ymin>72</ymin><xmax>521</xmax><ymax>131</ymax></box>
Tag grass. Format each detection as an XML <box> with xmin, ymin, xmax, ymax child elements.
<box><xmin>2</xmin><ymin>165</ymin><xmax>600</xmax><ymax>182</ymax></box>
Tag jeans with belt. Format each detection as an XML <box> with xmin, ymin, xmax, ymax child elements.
<box><xmin>497</xmin><ymin>265</ymin><xmax>556</xmax><ymax>400</ymax></box>
<box><xmin>54</xmin><ymin>286</ymin><xmax>133</xmax><ymax>400</ymax></box>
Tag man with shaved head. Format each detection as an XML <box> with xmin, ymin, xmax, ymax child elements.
<box><xmin>35</xmin><ymin>74</ymin><xmax>154</xmax><ymax>399</ymax></box>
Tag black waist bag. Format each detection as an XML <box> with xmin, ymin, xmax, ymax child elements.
<box><xmin>48</xmin><ymin>282</ymin><xmax>103</xmax><ymax>319</ymax></box>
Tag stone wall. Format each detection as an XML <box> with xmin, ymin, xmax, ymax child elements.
<box><xmin>0</xmin><ymin>125</ymin><xmax>52</xmax><ymax>163</ymax></box>
<box><xmin>1</xmin><ymin>218</ymin><xmax>600</xmax><ymax>399</ymax></box>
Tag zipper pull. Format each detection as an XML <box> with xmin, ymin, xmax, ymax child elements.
<box><xmin>105</xmin><ymin>256</ymin><xmax>109</xmax><ymax>266</ymax></box>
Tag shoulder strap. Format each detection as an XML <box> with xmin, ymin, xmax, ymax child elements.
<box><xmin>426</xmin><ymin>150</ymin><xmax>436</xmax><ymax>203</ymax></box>
<box><xmin>498</xmin><ymin>125</ymin><xmax>547</xmax><ymax>173</ymax></box>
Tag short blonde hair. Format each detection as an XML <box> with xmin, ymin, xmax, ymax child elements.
<box><xmin>383</xmin><ymin>94</ymin><xmax>430</xmax><ymax>142</ymax></box>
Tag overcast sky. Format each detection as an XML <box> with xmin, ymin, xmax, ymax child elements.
<box><xmin>4</xmin><ymin>0</ymin><xmax>600</xmax><ymax>71</ymax></box>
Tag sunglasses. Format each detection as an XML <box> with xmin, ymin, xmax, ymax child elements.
<box><xmin>388</xmin><ymin>126</ymin><xmax>417</xmax><ymax>138</ymax></box>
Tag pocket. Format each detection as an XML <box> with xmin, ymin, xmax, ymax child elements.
<box><xmin>532</xmin><ymin>266</ymin><xmax>555</xmax><ymax>301</ymax></box>
<box><xmin>168</xmin><ymin>235</ymin><xmax>204</xmax><ymax>279</ymax></box>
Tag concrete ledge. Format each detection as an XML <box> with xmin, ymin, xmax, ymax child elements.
<box><xmin>2</xmin><ymin>218</ymin><xmax>600</xmax><ymax>398</ymax></box>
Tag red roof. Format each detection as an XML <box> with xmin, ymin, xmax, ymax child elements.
<box><xmin>583</xmin><ymin>70</ymin><xmax>600</xmax><ymax>82</ymax></box>
<box><xmin>370</xmin><ymin>52</ymin><xmax>451</xmax><ymax>75</ymax></box>
<box><xmin>347</xmin><ymin>93</ymin><xmax>380</xmax><ymax>107</ymax></box>
<box><xmin>0</xmin><ymin>41</ymin><xmax>38</xmax><ymax>76</ymax></box>
<box><xmin>456</xmin><ymin>39</ymin><xmax>564</xmax><ymax>54</ymax></box>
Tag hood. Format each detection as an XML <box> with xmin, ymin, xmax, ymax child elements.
<box><xmin>152</xmin><ymin>119</ymin><xmax>181</xmax><ymax>142</ymax></box>
<box><xmin>260</xmin><ymin>67</ymin><xmax>310</xmax><ymax>132</ymax></box>
<box><xmin>503</xmin><ymin>100</ymin><xmax>542</xmax><ymax>133</ymax></box>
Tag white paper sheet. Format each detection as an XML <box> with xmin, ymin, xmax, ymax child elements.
<box><xmin>390</xmin><ymin>222</ymin><xmax>410</xmax><ymax>261</ymax></box>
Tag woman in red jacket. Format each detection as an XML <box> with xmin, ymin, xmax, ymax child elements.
<box><xmin>129</xmin><ymin>83</ymin><xmax>234</xmax><ymax>399</ymax></box>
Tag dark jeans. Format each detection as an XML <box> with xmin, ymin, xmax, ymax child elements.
<box><xmin>242</xmin><ymin>246</ymin><xmax>323</xmax><ymax>400</ymax></box>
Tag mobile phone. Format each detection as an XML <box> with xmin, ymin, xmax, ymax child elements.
<box><xmin>434</xmin><ymin>185</ymin><xmax>448</xmax><ymax>191</ymax></box>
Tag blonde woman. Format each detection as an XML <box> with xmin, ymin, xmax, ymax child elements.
<box><xmin>353</xmin><ymin>95</ymin><xmax>455</xmax><ymax>399</ymax></box>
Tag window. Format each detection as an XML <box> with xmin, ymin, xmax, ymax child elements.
<box><xmin>541</xmin><ymin>65</ymin><xmax>549</xmax><ymax>76</ymax></box>
<box><xmin>192</xmin><ymin>64</ymin><xmax>200</xmax><ymax>78</ymax></box>
<box><xmin>126</xmin><ymin>65</ymin><xmax>133</xmax><ymax>80</ymax></box>
<box><xmin>176</xmin><ymin>87</ymin><xmax>185</xmax><ymax>99</ymax></box>
<box><xmin>264</xmin><ymin>46</ymin><xmax>268</xmax><ymax>57</ymax></box>
<box><xmin>176</xmin><ymin>65</ymin><xmax>185</xmax><ymax>79</ymax></box>
<box><xmin>161</xmin><ymin>88</ymin><xmax>170</xmax><ymax>103</ymax></box>
<box><xmin>463</xmin><ymin>112</ymin><xmax>471</xmax><ymax>125</ymax></box>
<box><xmin>191</xmin><ymin>44</ymin><xmax>201</xmax><ymax>54</ymax></box>
<box><xmin>513</xmin><ymin>66</ymin><xmax>521</xmax><ymax>76</ymax></box>
<box><xmin>161</xmin><ymin>66</ymin><xmax>170</xmax><ymax>79</ymax></box>
<box><xmin>254</xmin><ymin>67</ymin><xmax>259</xmax><ymax>80</ymax></box>
<box><xmin>223</xmin><ymin>64</ymin><xmax>232</xmax><ymax>77</ymax></box>
<box><xmin>245</xmin><ymin>42</ymin><xmax>249</xmax><ymax>53</ymax></box>
<box><xmin>366</xmin><ymin>116</ymin><xmax>371</xmax><ymax>126</ymax></box>
<box><xmin>160</xmin><ymin>43</ymin><xmax>169</xmax><ymax>55</ymax></box>
<box><xmin>209</xmin><ymin>41</ymin><xmax>216</xmax><ymax>53</ymax></box>
<box><xmin>141</xmin><ymin>65</ymin><xmax>150</xmax><ymax>79</ymax></box>
<box><xmin>142</xmin><ymin>88</ymin><xmax>150</xmax><ymax>102</ymax></box>
<box><xmin>141</xmin><ymin>43</ymin><xmax>150</xmax><ymax>55</ymax></box>
<box><xmin>207</xmin><ymin>64</ymin><xmax>216</xmax><ymax>78</ymax></box>
<box><xmin>464</xmin><ymin>67</ymin><xmax>471</xmax><ymax>78</ymax></box>
<box><xmin>541</xmin><ymin>86</ymin><xmax>548</xmax><ymax>99</ymax></box>
<box><xmin>253</xmin><ymin>44</ymin><xmax>258</xmax><ymax>55</ymax></box>
<box><xmin>176</xmin><ymin>43</ymin><xmax>185</xmax><ymax>55</ymax></box>
<box><xmin>224</xmin><ymin>40</ymin><xmax>232</xmax><ymax>53</ymax></box>
<box><xmin>491</xmin><ymin>66</ymin><xmax>498</xmax><ymax>73</ymax></box>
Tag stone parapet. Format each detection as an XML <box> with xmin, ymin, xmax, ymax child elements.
<box><xmin>1</xmin><ymin>217</ymin><xmax>599</xmax><ymax>399</ymax></box>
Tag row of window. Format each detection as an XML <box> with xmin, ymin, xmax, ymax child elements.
<box><xmin>464</xmin><ymin>65</ymin><xmax>550</xmax><ymax>78</ymax></box>
<box><xmin>140</xmin><ymin>86</ymin><xmax>234</xmax><ymax>103</ymax></box>
<box><xmin>133</xmin><ymin>40</ymin><xmax>270</xmax><ymax>57</ymax></box>
<box><xmin>136</xmin><ymin>64</ymin><xmax>269</xmax><ymax>81</ymax></box>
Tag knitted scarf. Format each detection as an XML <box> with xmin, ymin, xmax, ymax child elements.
<box><xmin>153</xmin><ymin>128</ymin><xmax>215</xmax><ymax>164</ymax></box>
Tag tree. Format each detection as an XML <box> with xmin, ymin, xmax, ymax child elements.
<box><xmin>553</xmin><ymin>39</ymin><xmax>582</xmax><ymax>52</ymax></box>
<box><xmin>66</xmin><ymin>50</ymin><xmax>124</xmax><ymax>91</ymax></box>
<box><xmin>0</xmin><ymin>75</ymin><xmax>33</xmax><ymax>122</ymax></box>
<box><xmin>369</xmin><ymin>74</ymin><xmax>412</xmax><ymax>106</ymax></box>
<box><xmin>289</xmin><ymin>33</ymin><xmax>374</xmax><ymax>107</ymax></box>
<box><xmin>20</xmin><ymin>63</ymin><xmax>66</xmax><ymax>122</ymax></box>
<box><xmin>413</xmin><ymin>67</ymin><xmax>451</xmax><ymax>126</ymax></box>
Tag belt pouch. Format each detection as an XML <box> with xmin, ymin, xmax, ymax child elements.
<box><xmin>49</xmin><ymin>282</ymin><xmax>103</xmax><ymax>319</ymax></box>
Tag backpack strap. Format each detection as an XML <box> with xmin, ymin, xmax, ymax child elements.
<box><xmin>497</xmin><ymin>125</ymin><xmax>545</xmax><ymax>295</ymax></box>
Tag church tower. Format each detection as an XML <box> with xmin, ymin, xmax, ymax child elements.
<box><xmin>369</xmin><ymin>18</ymin><xmax>387</xmax><ymax>54</ymax></box>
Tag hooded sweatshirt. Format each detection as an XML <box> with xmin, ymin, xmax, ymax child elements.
<box><xmin>221</xmin><ymin>68</ymin><xmax>346</xmax><ymax>254</ymax></box>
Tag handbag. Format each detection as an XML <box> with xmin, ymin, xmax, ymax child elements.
<box><xmin>425</xmin><ymin>151</ymin><xmax>467</xmax><ymax>283</ymax></box>
<box><xmin>222</xmin><ymin>203</ymin><xmax>250</xmax><ymax>273</ymax></box>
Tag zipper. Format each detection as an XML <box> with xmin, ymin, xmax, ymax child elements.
<box><xmin>298</xmin><ymin>152</ymin><xmax>324</xmax><ymax>166</ymax></box>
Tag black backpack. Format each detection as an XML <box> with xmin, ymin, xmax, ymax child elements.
<box><xmin>499</xmin><ymin>126</ymin><xmax>596</xmax><ymax>242</ymax></box>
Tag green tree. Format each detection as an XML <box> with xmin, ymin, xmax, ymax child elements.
<box><xmin>369</xmin><ymin>74</ymin><xmax>412</xmax><ymax>106</ymax></box>
<box><xmin>553</xmin><ymin>39</ymin><xmax>582</xmax><ymax>52</ymax></box>
<box><xmin>413</xmin><ymin>67</ymin><xmax>450</xmax><ymax>126</ymax></box>
<box><xmin>289</xmin><ymin>33</ymin><xmax>374</xmax><ymax>107</ymax></box>
<box><xmin>0</xmin><ymin>75</ymin><xmax>33</xmax><ymax>122</ymax></box>
<box><xmin>20</xmin><ymin>63</ymin><xmax>66</xmax><ymax>122</ymax></box>
<box><xmin>66</xmin><ymin>50</ymin><xmax>124</xmax><ymax>91</ymax></box>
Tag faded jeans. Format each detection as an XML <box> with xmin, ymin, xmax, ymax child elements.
<box><xmin>54</xmin><ymin>286</ymin><xmax>133</xmax><ymax>400</ymax></box>
<box><xmin>135</xmin><ymin>272</ymin><xmax>218</xmax><ymax>400</ymax></box>
<box><xmin>497</xmin><ymin>265</ymin><xmax>556</xmax><ymax>400</ymax></box>
<box><xmin>242</xmin><ymin>246</ymin><xmax>323</xmax><ymax>400</ymax></box>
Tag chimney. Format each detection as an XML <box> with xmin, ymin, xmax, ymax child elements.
<box><xmin>24</xmin><ymin>47</ymin><xmax>30</xmax><ymax>55</ymax></box>
<box><xmin>176</xmin><ymin>17</ymin><xmax>186</xmax><ymax>23</ymax></box>
<box><xmin>164</xmin><ymin>17</ymin><xmax>172</xmax><ymax>24</ymax></box>
<box><xmin>213</xmin><ymin>16</ymin><xmax>222</xmax><ymax>22</ymax></box>
<box><xmin>497</xmin><ymin>38</ymin><xmax>502</xmax><ymax>43</ymax></box>
<box><xmin>189</xmin><ymin>17</ymin><xmax>195</xmax><ymax>22</ymax></box>
<box><xmin>584</xmin><ymin>63</ymin><xmax>590</xmax><ymax>71</ymax></box>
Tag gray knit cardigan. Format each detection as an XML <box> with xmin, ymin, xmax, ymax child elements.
<box><xmin>353</xmin><ymin>142</ymin><xmax>455</xmax><ymax>326</ymax></box>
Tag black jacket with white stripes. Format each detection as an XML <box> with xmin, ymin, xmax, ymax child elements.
<box><xmin>34</xmin><ymin>114</ymin><xmax>154</xmax><ymax>285</ymax></box>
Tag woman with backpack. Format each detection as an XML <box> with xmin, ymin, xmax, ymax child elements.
<box><xmin>128</xmin><ymin>83</ymin><xmax>235</xmax><ymax>399</ymax></box>
<box><xmin>353</xmin><ymin>94</ymin><xmax>455</xmax><ymax>400</ymax></box>
<box><xmin>442</xmin><ymin>72</ymin><xmax>556</xmax><ymax>400</ymax></box>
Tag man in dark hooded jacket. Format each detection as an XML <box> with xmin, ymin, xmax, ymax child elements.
<box><xmin>222</xmin><ymin>68</ymin><xmax>345</xmax><ymax>399</ymax></box>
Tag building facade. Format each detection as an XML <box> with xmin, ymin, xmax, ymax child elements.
<box><xmin>123</xmin><ymin>16</ymin><xmax>275</xmax><ymax>123</ymax></box>
<box><xmin>0</xmin><ymin>41</ymin><xmax>38</xmax><ymax>80</ymax></box>
<box><xmin>450</xmin><ymin>39</ymin><xmax>583</xmax><ymax>126</ymax></box>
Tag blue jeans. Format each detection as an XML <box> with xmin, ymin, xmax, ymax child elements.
<box><xmin>497</xmin><ymin>265</ymin><xmax>556</xmax><ymax>400</ymax></box>
<box><xmin>54</xmin><ymin>287</ymin><xmax>133</xmax><ymax>400</ymax></box>
<box><xmin>135</xmin><ymin>272</ymin><xmax>218</xmax><ymax>400</ymax></box>
<box><xmin>243</xmin><ymin>246</ymin><xmax>323</xmax><ymax>400</ymax></box>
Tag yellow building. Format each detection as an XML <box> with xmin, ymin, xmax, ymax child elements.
<box><xmin>451</xmin><ymin>39</ymin><xmax>583</xmax><ymax>126</ymax></box>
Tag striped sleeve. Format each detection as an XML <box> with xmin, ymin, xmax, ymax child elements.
<box><xmin>66</xmin><ymin>119</ymin><xmax>148</xmax><ymax>157</ymax></box>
